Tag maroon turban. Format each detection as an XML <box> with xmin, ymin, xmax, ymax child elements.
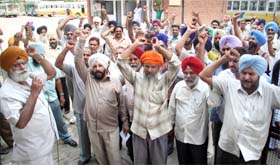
<box><xmin>181</xmin><ymin>56</ymin><xmax>204</xmax><ymax>75</ymax></box>
<box><xmin>132</xmin><ymin>47</ymin><xmax>144</xmax><ymax>59</ymax></box>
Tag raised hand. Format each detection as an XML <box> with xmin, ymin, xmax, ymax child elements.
<box><xmin>225</xmin><ymin>48</ymin><xmax>240</xmax><ymax>60</ymax></box>
<box><xmin>187</xmin><ymin>25</ymin><xmax>197</xmax><ymax>35</ymax></box>
<box><xmin>232</xmin><ymin>13</ymin><xmax>241</xmax><ymax>21</ymax></box>
<box><xmin>26</xmin><ymin>46</ymin><xmax>39</xmax><ymax>57</ymax></box>
<box><xmin>267</xmin><ymin>34</ymin><xmax>274</xmax><ymax>43</ymax></box>
<box><xmin>30</xmin><ymin>76</ymin><xmax>44</xmax><ymax>97</ymax></box>
<box><xmin>65</xmin><ymin>40</ymin><xmax>76</xmax><ymax>51</ymax></box>
<box><xmin>127</xmin><ymin>11</ymin><xmax>134</xmax><ymax>21</ymax></box>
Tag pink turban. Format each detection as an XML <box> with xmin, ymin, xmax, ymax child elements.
<box><xmin>219</xmin><ymin>35</ymin><xmax>242</xmax><ymax>51</ymax></box>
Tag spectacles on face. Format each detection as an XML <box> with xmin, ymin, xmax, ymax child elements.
<box><xmin>222</xmin><ymin>47</ymin><xmax>230</xmax><ymax>52</ymax></box>
<box><xmin>267</xmin><ymin>28</ymin><xmax>274</xmax><ymax>32</ymax></box>
<box><xmin>49</xmin><ymin>38</ymin><xmax>56</xmax><ymax>41</ymax></box>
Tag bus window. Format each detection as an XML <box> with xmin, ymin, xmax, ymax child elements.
<box><xmin>232</xmin><ymin>1</ymin><xmax>240</xmax><ymax>11</ymax></box>
<box><xmin>249</xmin><ymin>1</ymin><xmax>257</xmax><ymax>11</ymax></box>
<box><xmin>258</xmin><ymin>1</ymin><xmax>266</xmax><ymax>11</ymax></box>
<box><xmin>268</xmin><ymin>2</ymin><xmax>275</xmax><ymax>12</ymax></box>
<box><xmin>241</xmin><ymin>1</ymin><xmax>248</xmax><ymax>11</ymax></box>
<box><xmin>227</xmin><ymin>1</ymin><xmax>232</xmax><ymax>10</ymax></box>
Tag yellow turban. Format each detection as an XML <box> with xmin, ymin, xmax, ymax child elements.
<box><xmin>0</xmin><ymin>46</ymin><xmax>28</xmax><ymax>72</ymax></box>
<box><xmin>140</xmin><ymin>50</ymin><xmax>164</xmax><ymax>65</ymax></box>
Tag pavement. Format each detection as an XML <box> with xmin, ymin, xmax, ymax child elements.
<box><xmin>0</xmin><ymin>115</ymin><xmax>179</xmax><ymax>165</ymax></box>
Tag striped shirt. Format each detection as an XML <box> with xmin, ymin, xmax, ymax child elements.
<box><xmin>117</xmin><ymin>54</ymin><xmax>180</xmax><ymax>140</ymax></box>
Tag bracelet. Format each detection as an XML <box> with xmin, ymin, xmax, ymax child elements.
<box><xmin>60</xmin><ymin>93</ymin><xmax>64</xmax><ymax>96</ymax></box>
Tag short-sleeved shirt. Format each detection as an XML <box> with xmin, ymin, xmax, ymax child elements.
<box><xmin>212</xmin><ymin>76</ymin><xmax>280</xmax><ymax>161</ymax></box>
<box><xmin>0</xmin><ymin>76</ymin><xmax>58</xmax><ymax>161</ymax></box>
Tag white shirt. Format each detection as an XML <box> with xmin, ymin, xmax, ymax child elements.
<box><xmin>213</xmin><ymin>76</ymin><xmax>280</xmax><ymax>161</ymax></box>
<box><xmin>0</xmin><ymin>76</ymin><xmax>58</xmax><ymax>161</ymax></box>
<box><xmin>169</xmin><ymin>79</ymin><xmax>210</xmax><ymax>145</ymax></box>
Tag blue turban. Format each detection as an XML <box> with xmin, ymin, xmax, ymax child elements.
<box><xmin>131</xmin><ymin>21</ymin><xmax>140</xmax><ymax>27</ymax></box>
<box><xmin>180</xmin><ymin>26</ymin><xmax>196</xmax><ymax>40</ymax></box>
<box><xmin>28</xmin><ymin>42</ymin><xmax>45</xmax><ymax>55</ymax></box>
<box><xmin>219</xmin><ymin>35</ymin><xmax>242</xmax><ymax>51</ymax></box>
<box><xmin>156</xmin><ymin>33</ymin><xmax>168</xmax><ymax>46</ymax></box>
<box><xmin>108</xmin><ymin>20</ymin><xmax>117</xmax><ymax>27</ymax></box>
<box><xmin>250</xmin><ymin>30</ymin><xmax>266</xmax><ymax>46</ymax></box>
<box><xmin>193</xmin><ymin>37</ymin><xmax>212</xmax><ymax>52</ymax></box>
<box><xmin>257</xmin><ymin>19</ymin><xmax>266</xmax><ymax>26</ymax></box>
<box><xmin>264</xmin><ymin>21</ymin><xmax>279</xmax><ymax>33</ymax></box>
<box><xmin>239</xmin><ymin>54</ymin><xmax>267</xmax><ymax>76</ymax></box>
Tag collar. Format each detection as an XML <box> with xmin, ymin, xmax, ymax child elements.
<box><xmin>182</xmin><ymin>78</ymin><xmax>202</xmax><ymax>91</ymax></box>
<box><xmin>237</xmin><ymin>81</ymin><xmax>263</xmax><ymax>96</ymax></box>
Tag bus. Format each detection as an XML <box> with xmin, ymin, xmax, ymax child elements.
<box><xmin>227</xmin><ymin>0</ymin><xmax>280</xmax><ymax>23</ymax></box>
<box><xmin>25</xmin><ymin>1</ymin><xmax>87</xmax><ymax>17</ymax></box>
<box><xmin>0</xmin><ymin>2</ymin><xmax>20</xmax><ymax>17</ymax></box>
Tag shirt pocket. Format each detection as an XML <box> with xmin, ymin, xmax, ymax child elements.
<box><xmin>103</xmin><ymin>88</ymin><xmax>119</xmax><ymax>107</ymax></box>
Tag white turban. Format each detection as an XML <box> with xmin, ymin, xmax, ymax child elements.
<box><xmin>88</xmin><ymin>53</ymin><xmax>110</xmax><ymax>69</ymax></box>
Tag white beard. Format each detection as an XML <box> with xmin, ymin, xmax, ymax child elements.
<box><xmin>9</xmin><ymin>69</ymin><xmax>29</xmax><ymax>82</ymax></box>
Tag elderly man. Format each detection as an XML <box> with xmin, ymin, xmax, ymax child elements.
<box><xmin>74</xmin><ymin>29</ymin><xmax>128</xmax><ymax>165</ymax></box>
<box><xmin>169</xmin><ymin>56</ymin><xmax>209</xmax><ymax>164</ymax></box>
<box><xmin>55</xmin><ymin>40</ymin><xmax>92</xmax><ymax>164</ymax></box>
<box><xmin>122</xmin><ymin>46</ymin><xmax>144</xmax><ymax>161</ymax></box>
<box><xmin>36</xmin><ymin>25</ymin><xmax>48</xmax><ymax>45</ymax></box>
<box><xmin>199</xmin><ymin>52</ymin><xmax>280</xmax><ymax>164</ymax></box>
<box><xmin>0</xmin><ymin>46</ymin><xmax>57</xmax><ymax>164</ymax></box>
<box><xmin>117</xmin><ymin>38</ymin><xmax>180</xmax><ymax>164</ymax></box>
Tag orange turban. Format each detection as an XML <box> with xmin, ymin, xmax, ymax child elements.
<box><xmin>0</xmin><ymin>46</ymin><xmax>28</xmax><ymax>72</ymax></box>
<box><xmin>140</xmin><ymin>50</ymin><xmax>164</xmax><ymax>65</ymax></box>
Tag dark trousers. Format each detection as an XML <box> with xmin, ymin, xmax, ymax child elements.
<box><xmin>0</xmin><ymin>113</ymin><xmax>13</xmax><ymax>147</ymax></box>
<box><xmin>216</xmin><ymin>146</ymin><xmax>261</xmax><ymax>164</ymax></box>
<box><xmin>56</xmin><ymin>77</ymin><xmax>70</xmax><ymax>112</ymax></box>
<box><xmin>212</xmin><ymin>119</ymin><xmax>223</xmax><ymax>164</ymax></box>
<box><xmin>126</xmin><ymin>122</ymin><xmax>134</xmax><ymax>162</ymax></box>
<box><xmin>176</xmin><ymin>138</ymin><xmax>208</xmax><ymax>165</ymax></box>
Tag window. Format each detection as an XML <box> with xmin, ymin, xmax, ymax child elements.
<box><xmin>241</xmin><ymin>1</ymin><xmax>248</xmax><ymax>11</ymax></box>
<box><xmin>277</xmin><ymin>1</ymin><xmax>280</xmax><ymax>11</ymax></box>
<box><xmin>101</xmin><ymin>1</ymin><xmax>113</xmax><ymax>15</ymax></box>
<box><xmin>228</xmin><ymin>1</ymin><xmax>232</xmax><ymax>10</ymax></box>
<box><xmin>258</xmin><ymin>1</ymin><xmax>266</xmax><ymax>11</ymax></box>
<box><xmin>268</xmin><ymin>2</ymin><xmax>275</xmax><ymax>12</ymax></box>
<box><xmin>233</xmin><ymin>1</ymin><xmax>240</xmax><ymax>10</ymax></box>
<box><xmin>249</xmin><ymin>1</ymin><xmax>257</xmax><ymax>11</ymax></box>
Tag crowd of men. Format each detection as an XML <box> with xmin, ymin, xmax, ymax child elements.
<box><xmin>0</xmin><ymin>1</ymin><xmax>280</xmax><ymax>165</ymax></box>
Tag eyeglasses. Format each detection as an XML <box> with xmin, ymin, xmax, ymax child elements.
<box><xmin>268</xmin><ymin>28</ymin><xmax>274</xmax><ymax>32</ymax></box>
<box><xmin>222</xmin><ymin>47</ymin><xmax>230</xmax><ymax>51</ymax></box>
<box><xmin>49</xmin><ymin>38</ymin><xmax>56</xmax><ymax>41</ymax></box>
